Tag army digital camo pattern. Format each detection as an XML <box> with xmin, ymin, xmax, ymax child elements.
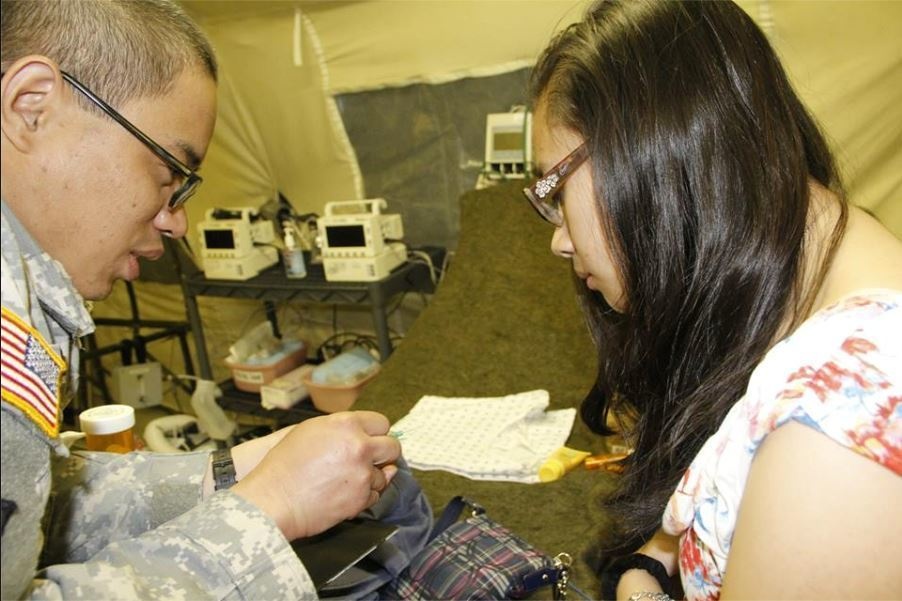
<box><xmin>0</xmin><ymin>200</ymin><xmax>317</xmax><ymax>599</ymax></box>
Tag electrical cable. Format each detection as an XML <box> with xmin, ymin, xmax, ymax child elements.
<box><xmin>406</xmin><ymin>249</ymin><xmax>437</xmax><ymax>286</ymax></box>
<box><xmin>315</xmin><ymin>331</ymin><xmax>381</xmax><ymax>361</ymax></box>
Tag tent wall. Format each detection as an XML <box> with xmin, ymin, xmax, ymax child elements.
<box><xmin>88</xmin><ymin>0</ymin><xmax>900</xmax><ymax>407</ymax></box>
<box><xmin>748</xmin><ymin>0</ymin><xmax>901</xmax><ymax>228</ymax></box>
<box><xmin>177</xmin><ymin>0</ymin><xmax>900</xmax><ymax>241</ymax></box>
<box><xmin>179</xmin><ymin>3</ymin><xmax>362</xmax><ymax>233</ymax></box>
<box><xmin>338</xmin><ymin>68</ymin><xmax>533</xmax><ymax>250</ymax></box>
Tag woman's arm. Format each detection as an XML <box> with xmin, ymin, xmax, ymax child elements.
<box><xmin>722</xmin><ymin>421</ymin><xmax>902</xmax><ymax>599</ymax></box>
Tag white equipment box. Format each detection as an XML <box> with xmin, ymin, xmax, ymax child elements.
<box><xmin>197</xmin><ymin>207</ymin><xmax>278</xmax><ymax>280</ymax></box>
<box><xmin>484</xmin><ymin>111</ymin><xmax>532</xmax><ymax>179</ymax></box>
<box><xmin>318</xmin><ymin>199</ymin><xmax>406</xmax><ymax>282</ymax></box>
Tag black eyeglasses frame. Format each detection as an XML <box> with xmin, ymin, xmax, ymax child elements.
<box><xmin>60</xmin><ymin>70</ymin><xmax>202</xmax><ymax>210</ymax></box>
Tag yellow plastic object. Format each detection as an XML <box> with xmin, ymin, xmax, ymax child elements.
<box><xmin>538</xmin><ymin>446</ymin><xmax>591</xmax><ymax>482</ymax></box>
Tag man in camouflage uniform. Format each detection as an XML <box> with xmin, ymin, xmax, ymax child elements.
<box><xmin>1</xmin><ymin>2</ymin><xmax>401</xmax><ymax>598</ymax></box>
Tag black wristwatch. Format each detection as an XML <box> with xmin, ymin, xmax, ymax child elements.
<box><xmin>211</xmin><ymin>447</ymin><xmax>237</xmax><ymax>491</ymax></box>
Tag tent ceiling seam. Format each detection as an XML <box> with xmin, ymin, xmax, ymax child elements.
<box><xmin>328</xmin><ymin>59</ymin><xmax>538</xmax><ymax>97</ymax></box>
<box><xmin>304</xmin><ymin>12</ymin><xmax>364</xmax><ymax>200</ymax></box>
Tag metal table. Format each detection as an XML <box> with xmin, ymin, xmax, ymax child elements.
<box><xmin>182</xmin><ymin>248</ymin><xmax>444</xmax><ymax>380</ymax></box>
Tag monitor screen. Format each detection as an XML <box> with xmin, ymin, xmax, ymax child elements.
<box><xmin>493</xmin><ymin>131</ymin><xmax>523</xmax><ymax>152</ymax></box>
<box><xmin>204</xmin><ymin>228</ymin><xmax>236</xmax><ymax>250</ymax></box>
<box><xmin>326</xmin><ymin>225</ymin><xmax>366</xmax><ymax>248</ymax></box>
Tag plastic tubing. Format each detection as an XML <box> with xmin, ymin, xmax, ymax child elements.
<box><xmin>584</xmin><ymin>452</ymin><xmax>632</xmax><ymax>474</ymax></box>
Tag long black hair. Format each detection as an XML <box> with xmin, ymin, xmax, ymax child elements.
<box><xmin>529</xmin><ymin>0</ymin><xmax>847</xmax><ymax>553</ymax></box>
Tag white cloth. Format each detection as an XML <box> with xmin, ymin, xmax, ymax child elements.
<box><xmin>390</xmin><ymin>390</ymin><xmax>576</xmax><ymax>483</ymax></box>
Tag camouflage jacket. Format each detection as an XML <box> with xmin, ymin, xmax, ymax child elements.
<box><xmin>1</xmin><ymin>201</ymin><xmax>315</xmax><ymax>599</ymax></box>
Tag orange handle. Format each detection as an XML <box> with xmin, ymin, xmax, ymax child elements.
<box><xmin>584</xmin><ymin>452</ymin><xmax>630</xmax><ymax>473</ymax></box>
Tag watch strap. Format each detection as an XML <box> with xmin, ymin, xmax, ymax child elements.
<box><xmin>211</xmin><ymin>447</ymin><xmax>237</xmax><ymax>491</ymax></box>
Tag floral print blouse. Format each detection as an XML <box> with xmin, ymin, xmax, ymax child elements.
<box><xmin>663</xmin><ymin>290</ymin><xmax>901</xmax><ymax>600</ymax></box>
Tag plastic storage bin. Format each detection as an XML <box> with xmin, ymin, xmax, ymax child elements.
<box><xmin>303</xmin><ymin>347</ymin><xmax>381</xmax><ymax>412</ymax></box>
<box><xmin>224</xmin><ymin>339</ymin><xmax>307</xmax><ymax>393</ymax></box>
<box><xmin>303</xmin><ymin>367</ymin><xmax>380</xmax><ymax>413</ymax></box>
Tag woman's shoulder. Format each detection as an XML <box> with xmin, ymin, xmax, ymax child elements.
<box><xmin>756</xmin><ymin>287</ymin><xmax>900</xmax><ymax>396</ymax></box>
<box><xmin>662</xmin><ymin>289</ymin><xmax>900</xmax><ymax>562</ymax></box>
<box><xmin>771</xmin><ymin>287</ymin><xmax>900</xmax><ymax>368</ymax></box>
<box><xmin>814</xmin><ymin>287</ymin><xmax>899</xmax><ymax>317</ymax></box>
<box><xmin>744</xmin><ymin>287</ymin><xmax>900</xmax><ymax>469</ymax></box>
<box><xmin>814</xmin><ymin>287</ymin><xmax>901</xmax><ymax>317</ymax></box>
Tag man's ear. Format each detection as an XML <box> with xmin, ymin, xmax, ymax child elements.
<box><xmin>1</xmin><ymin>57</ymin><xmax>67</xmax><ymax>153</ymax></box>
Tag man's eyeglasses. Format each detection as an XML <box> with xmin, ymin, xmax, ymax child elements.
<box><xmin>523</xmin><ymin>143</ymin><xmax>589</xmax><ymax>227</ymax></box>
<box><xmin>60</xmin><ymin>71</ymin><xmax>202</xmax><ymax>210</ymax></box>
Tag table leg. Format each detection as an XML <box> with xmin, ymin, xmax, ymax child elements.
<box><xmin>368</xmin><ymin>284</ymin><xmax>393</xmax><ymax>360</ymax></box>
<box><xmin>184</xmin><ymin>291</ymin><xmax>213</xmax><ymax>380</ymax></box>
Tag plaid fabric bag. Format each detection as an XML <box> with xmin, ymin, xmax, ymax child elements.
<box><xmin>380</xmin><ymin>497</ymin><xmax>571</xmax><ymax>600</ymax></box>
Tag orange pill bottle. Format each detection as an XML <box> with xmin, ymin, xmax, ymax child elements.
<box><xmin>79</xmin><ymin>405</ymin><xmax>136</xmax><ymax>453</ymax></box>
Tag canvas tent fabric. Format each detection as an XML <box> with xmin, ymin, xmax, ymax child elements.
<box><xmin>178</xmin><ymin>0</ymin><xmax>900</xmax><ymax>237</ymax></box>
<box><xmin>89</xmin><ymin>0</ymin><xmax>900</xmax><ymax>405</ymax></box>
<box><xmin>751</xmin><ymin>0</ymin><xmax>901</xmax><ymax>228</ymax></box>
<box><xmin>176</xmin><ymin>0</ymin><xmax>590</xmax><ymax>242</ymax></box>
<box><xmin>182</xmin><ymin>1</ymin><xmax>586</xmax><ymax>93</ymax></box>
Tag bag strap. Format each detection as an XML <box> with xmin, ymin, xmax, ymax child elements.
<box><xmin>427</xmin><ymin>496</ymin><xmax>485</xmax><ymax>542</ymax></box>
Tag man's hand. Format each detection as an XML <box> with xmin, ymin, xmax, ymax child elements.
<box><xmin>227</xmin><ymin>411</ymin><xmax>401</xmax><ymax>541</ymax></box>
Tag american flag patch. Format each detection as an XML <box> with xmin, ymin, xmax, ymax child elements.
<box><xmin>1</xmin><ymin>307</ymin><xmax>66</xmax><ymax>437</ymax></box>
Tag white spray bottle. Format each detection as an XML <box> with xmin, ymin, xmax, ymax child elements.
<box><xmin>282</xmin><ymin>221</ymin><xmax>307</xmax><ymax>279</ymax></box>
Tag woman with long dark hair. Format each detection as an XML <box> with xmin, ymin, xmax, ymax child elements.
<box><xmin>525</xmin><ymin>1</ymin><xmax>901</xmax><ymax>598</ymax></box>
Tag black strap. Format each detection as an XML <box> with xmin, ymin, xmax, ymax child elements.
<box><xmin>517</xmin><ymin>565</ymin><xmax>562</xmax><ymax>592</ymax></box>
<box><xmin>211</xmin><ymin>447</ymin><xmax>237</xmax><ymax>491</ymax></box>
<box><xmin>600</xmin><ymin>553</ymin><xmax>671</xmax><ymax>600</ymax></box>
<box><xmin>427</xmin><ymin>496</ymin><xmax>485</xmax><ymax>542</ymax></box>
<box><xmin>0</xmin><ymin>499</ymin><xmax>17</xmax><ymax>537</ymax></box>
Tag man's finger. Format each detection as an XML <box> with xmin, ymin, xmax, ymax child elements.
<box><xmin>369</xmin><ymin>435</ymin><xmax>402</xmax><ymax>466</ymax></box>
<box><xmin>350</xmin><ymin>410</ymin><xmax>392</xmax><ymax>436</ymax></box>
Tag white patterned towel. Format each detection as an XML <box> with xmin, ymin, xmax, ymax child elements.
<box><xmin>390</xmin><ymin>390</ymin><xmax>576</xmax><ymax>483</ymax></box>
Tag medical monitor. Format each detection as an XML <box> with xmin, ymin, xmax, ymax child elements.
<box><xmin>484</xmin><ymin>111</ymin><xmax>532</xmax><ymax>178</ymax></box>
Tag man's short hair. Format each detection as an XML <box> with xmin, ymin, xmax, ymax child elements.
<box><xmin>1</xmin><ymin>0</ymin><xmax>217</xmax><ymax>109</ymax></box>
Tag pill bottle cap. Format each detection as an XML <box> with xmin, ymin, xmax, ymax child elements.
<box><xmin>79</xmin><ymin>404</ymin><xmax>135</xmax><ymax>435</ymax></box>
<box><xmin>538</xmin><ymin>459</ymin><xmax>564</xmax><ymax>483</ymax></box>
